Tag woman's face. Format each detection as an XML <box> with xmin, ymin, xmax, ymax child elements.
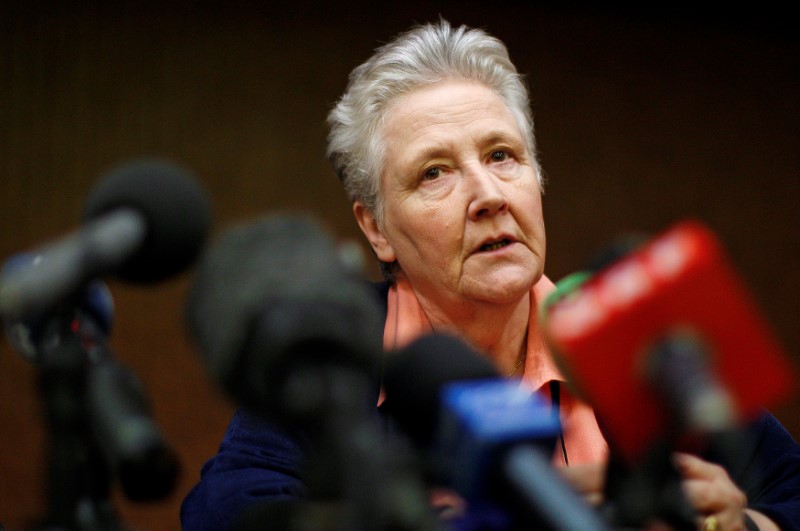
<box><xmin>355</xmin><ymin>79</ymin><xmax>546</xmax><ymax>307</ymax></box>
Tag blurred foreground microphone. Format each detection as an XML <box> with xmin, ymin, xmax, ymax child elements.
<box><xmin>0</xmin><ymin>158</ymin><xmax>208</xmax><ymax>526</ymax></box>
<box><xmin>186</xmin><ymin>213</ymin><xmax>384</xmax><ymax>423</ymax></box>
<box><xmin>187</xmin><ymin>215</ymin><xmax>435</xmax><ymax>530</ymax></box>
<box><xmin>541</xmin><ymin>219</ymin><xmax>797</xmax><ymax>463</ymax></box>
<box><xmin>0</xmin><ymin>158</ymin><xmax>211</xmax><ymax>321</ymax></box>
<box><xmin>382</xmin><ymin>334</ymin><xmax>609</xmax><ymax>530</ymax></box>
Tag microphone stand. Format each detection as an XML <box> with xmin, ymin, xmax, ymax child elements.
<box><xmin>602</xmin><ymin>439</ymin><xmax>695</xmax><ymax>530</ymax></box>
<box><xmin>32</xmin><ymin>307</ymin><xmax>123</xmax><ymax>531</ymax></box>
<box><xmin>18</xmin><ymin>296</ymin><xmax>178</xmax><ymax>531</ymax></box>
<box><xmin>232</xmin><ymin>360</ymin><xmax>437</xmax><ymax>531</ymax></box>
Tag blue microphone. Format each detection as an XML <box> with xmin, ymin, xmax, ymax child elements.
<box><xmin>437</xmin><ymin>378</ymin><xmax>560</xmax><ymax>501</ymax></box>
<box><xmin>382</xmin><ymin>333</ymin><xmax>610</xmax><ymax>530</ymax></box>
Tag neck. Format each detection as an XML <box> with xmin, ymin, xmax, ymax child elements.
<box><xmin>417</xmin><ymin>290</ymin><xmax>531</xmax><ymax>377</ymax></box>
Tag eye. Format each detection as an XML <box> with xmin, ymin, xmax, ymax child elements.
<box><xmin>422</xmin><ymin>166</ymin><xmax>442</xmax><ymax>181</ymax></box>
<box><xmin>490</xmin><ymin>150</ymin><xmax>509</xmax><ymax>162</ymax></box>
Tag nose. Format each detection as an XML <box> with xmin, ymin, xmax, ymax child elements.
<box><xmin>465</xmin><ymin>165</ymin><xmax>509</xmax><ymax>220</ymax></box>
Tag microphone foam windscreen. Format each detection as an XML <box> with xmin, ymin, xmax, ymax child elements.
<box><xmin>186</xmin><ymin>213</ymin><xmax>383</xmax><ymax>414</ymax></box>
<box><xmin>381</xmin><ymin>333</ymin><xmax>498</xmax><ymax>449</ymax></box>
<box><xmin>82</xmin><ymin>158</ymin><xmax>212</xmax><ymax>283</ymax></box>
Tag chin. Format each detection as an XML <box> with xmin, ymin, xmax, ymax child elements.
<box><xmin>465</xmin><ymin>274</ymin><xmax>536</xmax><ymax>305</ymax></box>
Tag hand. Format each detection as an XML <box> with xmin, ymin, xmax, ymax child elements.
<box><xmin>673</xmin><ymin>452</ymin><xmax>780</xmax><ymax>531</ymax></box>
<box><xmin>560</xmin><ymin>454</ymin><xmax>780</xmax><ymax>530</ymax></box>
<box><xmin>558</xmin><ymin>461</ymin><xmax>606</xmax><ymax>507</ymax></box>
<box><xmin>672</xmin><ymin>452</ymin><xmax>746</xmax><ymax>529</ymax></box>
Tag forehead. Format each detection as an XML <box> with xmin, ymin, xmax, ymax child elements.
<box><xmin>379</xmin><ymin>80</ymin><xmax>525</xmax><ymax>177</ymax></box>
<box><xmin>382</xmin><ymin>79</ymin><xmax>517</xmax><ymax>135</ymax></box>
<box><xmin>379</xmin><ymin>80</ymin><xmax>523</xmax><ymax>166</ymax></box>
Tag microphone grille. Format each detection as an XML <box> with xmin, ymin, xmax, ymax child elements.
<box><xmin>82</xmin><ymin>158</ymin><xmax>212</xmax><ymax>284</ymax></box>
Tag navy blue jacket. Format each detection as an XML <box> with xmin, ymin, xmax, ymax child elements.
<box><xmin>181</xmin><ymin>410</ymin><xmax>800</xmax><ymax>529</ymax></box>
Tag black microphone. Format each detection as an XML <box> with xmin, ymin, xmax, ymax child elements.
<box><xmin>381</xmin><ymin>333</ymin><xmax>500</xmax><ymax>455</ymax></box>
<box><xmin>188</xmin><ymin>214</ymin><xmax>435</xmax><ymax>530</ymax></box>
<box><xmin>186</xmin><ymin>213</ymin><xmax>384</xmax><ymax>424</ymax></box>
<box><xmin>0</xmin><ymin>158</ymin><xmax>212</xmax><ymax>321</ymax></box>
<box><xmin>382</xmin><ymin>333</ymin><xmax>610</xmax><ymax>530</ymax></box>
<box><xmin>0</xmin><ymin>158</ymin><xmax>207</xmax><ymax>523</ymax></box>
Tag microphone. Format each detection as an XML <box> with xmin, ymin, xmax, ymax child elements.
<box><xmin>3</xmin><ymin>253</ymin><xmax>115</xmax><ymax>363</ymax></box>
<box><xmin>381</xmin><ymin>333</ymin><xmax>500</xmax><ymax>454</ymax></box>
<box><xmin>186</xmin><ymin>213</ymin><xmax>384</xmax><ymax>424</ymax></box>
<box><xmin>541</xmin><ymin>219</ymin><xmax>797</xmax><ymax>464</ymax></box>
<box><xmin>0</xmin><ymin>158</ymin><xmax>206</xmax><ymax>520</ymax></box>
<box><xmin>188</xmin><ymin>214</ymin><xmax>435</xmax><ymax>530</ymax></box>
<box><xmin>382</xmin><ymin>333</ymin><xmax>610</xmax><ymax>530</ymax></box>
<box><xmin>0</xmin><ymin>158</ymin><xmax>212</xmax><ymax>321</ymax></box>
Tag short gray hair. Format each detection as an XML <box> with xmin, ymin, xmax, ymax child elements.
<box><xmin>327</xmin><ymin>18</ymin><xmax>541</xmax><ymax>223</ymax></box>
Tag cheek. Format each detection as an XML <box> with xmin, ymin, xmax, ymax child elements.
<box><xmin>516</xmin><ymin>184</ymin><xmax>545</xmax><ymax>227</ymax></box>
<box><xmin>403</xmin><ymin>215</ymin><xmax>448</xmax><ymax>254</ymax></box>
<box><xmin>390</xmin><ymin>207</ymin><xmax>460</xmax><ymax>262</ymax></box>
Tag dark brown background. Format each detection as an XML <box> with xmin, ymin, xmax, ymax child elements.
<box><xmin>1</xmin><ymin>2</ymin><xmax>797</xmax><ymax>529</ymax></box>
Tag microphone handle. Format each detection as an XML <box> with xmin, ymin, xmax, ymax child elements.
<box><xmin>0</xmin><ymin>208</ymin><xmax>146</xmax><ymax>320</ymax></box>
<box><xmin>647</xmin><ymin>331</ymin><xmax>736</xmax><ymax>433</ymax></box>
<box><xmin>501</xmin><ymin>444</ymin><xmax>610</xmax><ymax>530</ymax></box>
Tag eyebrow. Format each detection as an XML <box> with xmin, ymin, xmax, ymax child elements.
<box><xmin>406</xmin><ymin>129</ymin><xmax>523</xmax><ymax>167</ymax></box>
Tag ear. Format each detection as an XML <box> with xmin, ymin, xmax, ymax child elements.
<box><xmin>353</xmin><ymin>201</ymin><xmax>396</xmax><ymax>263</ymax></box>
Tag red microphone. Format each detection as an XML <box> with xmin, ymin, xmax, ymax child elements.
<box><xmin>542</xmin><ymin>219</ymin><xmax>797</xmax><ymax>464</ymax></box>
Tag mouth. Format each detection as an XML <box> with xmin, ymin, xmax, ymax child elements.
<box><xmin>478</xmin><ymin>238</ymin><xmax>513</xmax><ymax>252</ymax></box>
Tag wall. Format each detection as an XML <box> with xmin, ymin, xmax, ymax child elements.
<box><xmin>1</xmin><ymin>3</ymin><xmax>797</xmax><ymax>529</ymax></box>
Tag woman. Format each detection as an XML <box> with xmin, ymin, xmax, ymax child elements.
<box><xmin>182</xmin><ymin>19</ymin><xmax>800</xmax><ymax>530</ymax></box>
